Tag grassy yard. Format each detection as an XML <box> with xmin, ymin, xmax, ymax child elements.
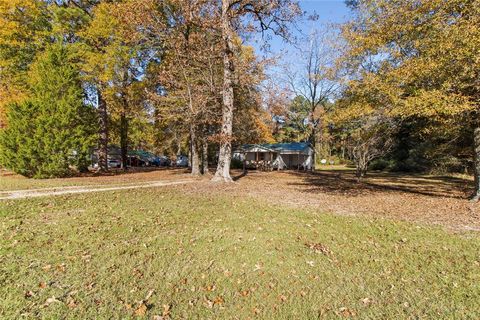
<box><xmin>1</xmin><ymin>186</ymin><xmax>479</xmax><ymax>319</ymax></box>
<box><xmin>0</xmin><ymin>172</ymin><xmax>91</xmax><ymax>191</ymax></box>
<box><xmin>0</xmin><ymin>169</ymin><xmax>188</xmax><ymax>192</ymax></box>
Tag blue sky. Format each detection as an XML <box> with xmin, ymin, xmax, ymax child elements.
<box><xmin>249</xmin><ymin>0</ymin><xmax>352</xmax><ymax>78</ymax></box>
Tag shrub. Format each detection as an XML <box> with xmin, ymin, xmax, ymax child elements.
<box><xmin>369</xmin><ymin>158</ymin><xmax>392</xmax><ymax>171</ymax></box>
<box><xmin>231</xmin><ymin>157</ymin><xmax>244</xmax><ymax>169</ymax></box>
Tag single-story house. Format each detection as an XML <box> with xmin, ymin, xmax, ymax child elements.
<box><xmin>233</xmin><ymin>142</ymin><xmax>313</xmax><ymax>171</ymax></box>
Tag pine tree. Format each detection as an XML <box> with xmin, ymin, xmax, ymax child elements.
<box><xmin>0</xmin><ymin>42</ymin><xmax>96</xmax><ymax>178</ymax></box>
<box><xmin>0</xmin><ymin>0</ymin><xmax>51</xmax><ymax>128</ymax></box>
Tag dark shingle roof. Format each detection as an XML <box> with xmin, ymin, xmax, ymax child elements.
<box><xmin>237</xmin><ymin>142</ymin><xmax>311</xmax><ymax>153</ymax></box>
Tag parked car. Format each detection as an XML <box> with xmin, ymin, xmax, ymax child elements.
<box><xmin>176</xmin><ymin>155</ymin><xmax>189</xmax><ymax>167</ymax></box>
<box><xmin>158</xmin><ymin>156</ymin><xmax>171</xmax><ymax>167</ymax></box>
<box><xmin>108</xmin><ymin>159</ymin><xmax>121</xmax><ymax>168</ymax></box>
<box><xmin>150</xmin><ymin>157</ymin><xmax>160</xmax><ymax>167</ymax></box>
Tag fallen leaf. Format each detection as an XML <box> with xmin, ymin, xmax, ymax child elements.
<box><xmin>67</xmin><ymin>297</ymin><xmax>77</xmax><ymax>308</ymax></box>
<box><xmin>134</xmin><ymin>303</ymin><xmax>148</xmax><ymax>317</ymax></box>
<box><xmin>144</xmin><ymin>289</ymin><xmax>155</xmax><ymax>301</ymax></box>
<box><xmin>204</xmin><ymin>298</ymin><xmax>214</xmax><ymax>309</ymax></box>
<box><xmin>133</xmin><ymin>268</ymin><xmax>144</xmax><ymax>279</ymax></box>
<box><xmin>39</xmin><ymin>282</ymin><xmax>47</xmax><ymax>289</ymax></box>
<box><xmin>240</xmin><ymin>290</ymin><xmax>250</xmax><ymax>297</ymax></box>
<box><xmin>305</xmin><ymin>242</ymin><xmax>333</xmax><ymax>256</ymax></box>
<box><xmin>213</xmin><ymin>296</ymin><xmax>224</xmax><ymax>305</ymax></box>
<box><xmin>338</xmin><ymin>307</ymin><xmax>356</xmax><ymax>317</ymax></box>
<box><xmin>205</xmin><ymin>284</ymin><xmax>215</xmax><ymax>292</ymax></box>
<box><xmin>44</xmin><ymin>296</ymin><xmax>60</xmax><ymax>307</ymax></box>
<box><xmin>162</xmin><ymin>304</ymin><xmax>171</xmax><ymax>317</ymax></box>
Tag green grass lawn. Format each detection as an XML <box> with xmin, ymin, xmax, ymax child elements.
<box><xmin>0</xmin><ymin>169</ymin><xmax>183</xmax><ymax>192</ymax></box>
<box><xmin>0</xmin><ymin>174</ymin><xmax>100</xmax><ymax>191</ymax></box>
<box><xmin>1</xmin><ymin>188</ymin><xmax>479</xmax><ymax>319</ymax></box>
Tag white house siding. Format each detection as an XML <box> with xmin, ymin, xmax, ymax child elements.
<box><xmin>233</xmin><ymin>143</ymin><xmax>313</xmax><ymax>170</ymax></box>
<box><xmin>282</xmin><ymin>154</ymin><xmax>308</xmax><ymax>168</ymax></box>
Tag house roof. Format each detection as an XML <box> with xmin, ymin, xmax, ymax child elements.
<box><xmin>236</xmin><ymin>142</ymin><xmax>312</xmax><ymax>154</ymax></box>
<box><xmin>128</xmin><ymin>150</ymin><xmax>157</xmax><ymax>161</ymax></box>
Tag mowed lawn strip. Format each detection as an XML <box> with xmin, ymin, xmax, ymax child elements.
<box><xmin>0</xmin><ymin>169</ymin><xmax>189</xmax><ymax>192</ymax></box>
<box><xmin>1</xmin><ymin>187</ymin><xmax>479</xmax><ymax>319</ymax></box>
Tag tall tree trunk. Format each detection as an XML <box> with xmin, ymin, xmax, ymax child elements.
<box><xmin>309</xmin><ymin>118</ymin><xmax>316</xmax><ymax>171</ymax></box>
<box><xmin>202</xmin><ymin>137</ymin><xmax>209</xmax><ymax>175</ymax></box>
<box><xmin>176</xmin><ymin>137</ymin><xmax>182</xmax><ymax>165</ymax></box>
<box><xmin>97</xmin><ymin>90</ymin><xmax>108</xmax><ymax>172</ymax></box>
<box><xmin>355</xmin><ymin>148</ymin><xmax>368</xmax><ymax>182</ymax></box>
<box><xmin>311</xmin><ymin>128</ymin><xmax>316</xmax><ymax>171</ymax></box>
<box><xmin>190</xmin><ymin>124</ymin><xmax>201</xmax><ymax>176</ymax></box>
<box><xmin>472</xmin><ymin>126</ymin><xmax>480</xmax><ymax>201</ymax></box>
<box><xmin>120</xmin><ymin>111</ymin><xmax>128</xmax><ymax>171</ymax></box>
<box><xmin>213</xmin><ymin>0</ymin><xmax>234</xmax><ymax>182</ymax></box>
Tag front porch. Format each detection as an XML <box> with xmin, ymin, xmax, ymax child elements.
<box><xmin>234</xmin><ymin>143</ymin><xmax>314</xmax><ymax>171</ymax></box>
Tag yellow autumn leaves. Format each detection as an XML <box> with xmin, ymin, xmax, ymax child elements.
<box><xmin>340</xmin><ymin>0</ymin><xmax>480</xmax><ymax>121</ymax></box>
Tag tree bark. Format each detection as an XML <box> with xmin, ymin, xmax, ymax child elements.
<box><xmin>213</xmin><ymin>0</ymin><xmax>234</xmax><ymax>182</ymax></box>
<box><xmin>190</xmin><ymin>124</ymin><xmax>201</xmax><ymax>176</ymax></box>
<box><xmin>202</xmin><ymin>138</ymin><xmax>209</xmax><ymax>175</ymax></box>
<box><xmin>354</xmin><ymin>148</ymin><xmax>368</xmax><ymax>182</ymax></box>
<box><xmin>120</xmin><ymin>111</ymin><xmax>128</xmax><ymax>171</ymax></box>
<box><xmin>309</xmin><ymin>111</ymin><xmax>317</xmax><ymax>171</ymax></box>
<box><xmin>472</xmin><ymin>126</ymin><xmax>480</xmax><ymax>201</ymax></box>
<box><xmin>355</xmin><ymin>166</ymin><xmax>366</xmax><ymax>182</ymax></box>
<box><xmin>97</xmin><ymin>89</ymin><xmax>108</xmax><ymax>172</ymax></box>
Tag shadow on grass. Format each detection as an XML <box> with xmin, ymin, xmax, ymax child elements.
<box><xmin>233</xmin><ymin>170</ymin><xmax>248</xmax><ymax>181</ymax></box>
<box><xmin>285</xmin><ymin>170</ymin><xmax>473</xmax><ymax>199</ymax></box>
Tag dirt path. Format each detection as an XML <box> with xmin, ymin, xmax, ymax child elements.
<box><xmin>0</xmin><ymin>179</ymin><xmax>195</xmax><ymax>200</ymax></box>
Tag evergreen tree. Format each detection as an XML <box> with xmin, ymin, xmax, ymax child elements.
<box><xmin>0</xmin><ymin>42</ymin><xmax>96</xmax><ymax>178</ymax></box>
<box><xmin>277</xmin><ymin>96</ymin><xmax>310</xmax><ymax>143</ymax></box>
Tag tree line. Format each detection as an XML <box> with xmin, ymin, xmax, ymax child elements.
<box><xmin>1</xmin><ymin>0</ymin><xmax>480</xmax><ymax>199</ymax></box>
